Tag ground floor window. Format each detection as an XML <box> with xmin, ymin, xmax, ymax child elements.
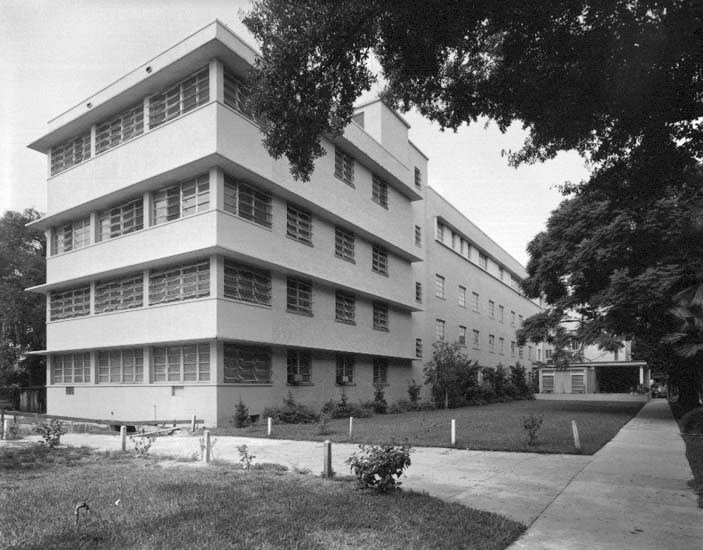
<box><xmin>336</xmin><ymin>354</ymin><xmax>354</xmax><ymax>385</ymax></box>
<box><xmin>152</xmin><ymin>344</ymin><xmax>210</xmax><ymax>382</ymax></box>
<box><xmin>98</xmin><ymin>348</ymin><xmax>144</xmax><ymax>383</ymax></box>
<box><xmin>287</xmin><ymin>350</ymin><xmax>311</xmax><ymax>385</ymax></box>
<box><xmin>52</xmin><ymin>353</ymin><xmax>91</xmax><ymax>384</ymax></box>
<box><xmin>571</xmin><ymin>372</ymin><xmax>585</xmax><ymax>393</ymax></box>
<box><xmin>542</xmin><ymin>372</ymin><xmax>555</xmax><ymax>393</ymax></box>
<box><xmin>373</xmin><ymin>357</ymin><xmax>388</xmax><ymax>384</ymax></box>
<box><xmin>224</xmin><ymin>344</ymin><xmax>271</xmax><ymax>384</ymax></box>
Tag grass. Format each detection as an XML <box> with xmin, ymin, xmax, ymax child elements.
<box><xmin>0</xmin><ymin>445</ymin><xmax>524</xmax><ymax>550</ymax></box>
<box><xmin>215</xmin><ymin>399</ymin><xmax>645</xmax><ymax>454</ymax></box>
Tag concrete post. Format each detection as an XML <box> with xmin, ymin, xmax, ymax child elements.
<box><xmin>191</xmin><ymin>414</ymin><xmax>197</xmax><ymax>432</ymax></box>
<box><xmin>572</xmin><ymin>420</ymin><xmax>581</xmax><ymax>451</ymax></box>
<box><xmin>322</xmin><ymin>440</ymin><xmax>332</xmax><ymax>478</ymax></box>
<box><xmin>204</xmin><ymin>430</ymin><xmax>211</xmax><ymax>463</ymax></box>
<box><xmin>120</xmin><ymin>425</ymin><xmax>127</xmax><ymax>451</ymax></box>
<box><xmin>267</xmin><ymin>417</ymin><xmax>272</xmax><ymax>437</ymax></box>
<box><xmin>2</xmin><ymin>419</ymin><xmax>8</xmax><ymax>440</ymax></box>
<box><xmin>0</xmin><ymin>409</ymin><xmax>4</xmax><ymax>440</ymax></box>
<box><xmin>451</xmin><ymin>419</ymin><xmax>456</xmax><ymax>446</ymax></box>
<box><xmin>349</xmin><ymin>417</ymin><xmax>353</xmax><ymax>440</ymax></box>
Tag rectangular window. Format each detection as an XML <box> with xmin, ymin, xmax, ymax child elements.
<box><xmin>373</xmin><ymin>357</ymin><xmax>388</xmax><ymax>384</ymax></box>
<box><xmin>152</xmin><ymin>174</ymin><xmax>209</xmax><ymax>225</ymax></box>
<box><xmin>372</xmin><ymin>175</ymin><xmax>389</xmax><ymax>208</ymax></box>
<box><xmin>414</xmin><ymin>167</ymin><xmax>422</xmax><ymax>189</ymax></box>
<box><xmin>472</xmin><ymin>329</ymin><xmax>480</xmax><ymax>349</ymax></box>
<box><xmin>511</xmin><ymin>311</ymin><xmax>516</xmax><ymax>326</ymax></box>
<box><xmin>415</xmin><ymin>225</ymin><xmax>422</xmax><ymax>247</ymax></box>
<box><xmin>498</xmin><ymin>305</ymin><xmax>505</xmax><ymax>323</ymax></box>
<box><xmin>52</xmin><ymin>218</ymin><xmax>90</xmax><ymax>255</ymax></box>
<box><xmin>287</xmin><ymin>350</ymin><xmax>311</xmax><ymax>385</ymax></box>
<box><xmin>479</xmin><ymin>253</ymin><xmax>488</xmax><ymax>270</ymax></box>
<box><xmin>223</xmin><ymin>344</ymin><xmax>271</xmax><ymax>384</ymax></box>
<box><xmin>499</xmin><ymin>267</ymin><xmax>505</xmax><ymax>282</ymax></box>
<box><xmin>546</xmin><ymin>349</ymin><xmax>553</xmax><ymax>360</ymax></box>
<box><xmin>335</xmin><ymin>291</ymin><xmax>355</xmax><ymax>324</ymax></box>
<box><xmin>52</xmin><ymin>353</ymin><xmax>91</xmax><ymax>384</ymax></box>
<box><xmin>459</xmin><ymin>325</ymin><xmax>467</xmax><ymax>345</ymax></box>
<box><xmin>435</xmin><ymin>319</ymin><xmax>446</xmax><ymax>341</ymax></box>
<box><xmin>149</xmin><ymin>67</ymin><xmax>209</xmax><ymax>129</ymax></box>
<box><xmin>372</xmin><ymin>244</ymin><xmax>388</xmax><ymax>275</ymax></box>
<box><xmin>415</xmin><ymin>338</ymin><xmax>423</xmax><ymax>358</ymax></box>
<box><xmin>97</xmin><ymin>198</ymin><xmax>143</xmax><ymax>242</ymax></box>
<box><xmin>223</xmin><ymin>177</ymin><xmax>272</xmax><ymax>228</ymax></box>
<box><xmin>542</xmin><ymin>373</ymin><xmax>555</xmax><ymax>393</ymax></box>
<box><xmin>415</xmin><ymin>282</ymin><xmax>423</xmax><ymax>303</ymax></box>
<box><xmin>499</xmin><ymin>337</ymin><xmax>505</xmax><ymax>355</ymax></box>
<box><xmin>286</xmin><ymin>203</ymin><xmax>313</xmax><ymax>244</ymax></box>
<box><xmin>334</xmin><ymin>226</ymin><xmax>355</xmax><ymax>262</ymax></box>
<box><xmin>571</xmin><ymin>373</ymin><xmax>585</xmax><ymax>393</ymax></box>
<box><xmin>528</xmin><ymin>346</ymin><xmax>533</xmax><ymax>360</ymax></box>
<box><xmin>436</xmin><ymin>222</ymin><xmax>445</xmax><ymax>242</ymax></box>
<box><xmin>471</xmin><ymin>292</ymin><xmax>480</xmax><ymax>312</ymax></box>
<box><xmin>153</xmin><ymin>344</ymin><xmax>210</xmax><ymax>382</ymax></box>
<box><xmin>97</xmin><ymin>348</ymin><xmax>144</xmax><ymax>383</ymax></box>
<box><xmin>95</xmin><ymin>102</ymin><xmax>144</xmax><ymax>154</ymax></box>
<box><xmin>336</xmin><ymin>354</ymin><xmax>354</xmax><ymax>385</ymax></box>
<box><xmin>488</xmin><ymin>300</ymin><xmax>495</xmax><ymax>318</ymax></box>
<box><xmin>373</xmin><ymin>301</ymin><xmax>389</xmax><ymax>331</ymax></box>
<box><xmin>334</xmin><ymin>147</ymin><xmax>354</xmax><ymax>186</ymax></box>
<box><xmin>223</xmin><ymin>70</ymin><xmax>256</xmax><ymax>120</ymax></box>
<box><xmin>287</xmin><ymin>277</ymin><xmax>313</xmax><ymax>315</ymax></box>
<box><xmin>50</xmin><ymin>286</ymin><xmax>90</xmax><ymax>321</ymax></box>
<box><xmin>489</xmin><ymin>334</ymin><xmax>495</xmax><ymax>353</ymax></box>
<box><xmin>224</xmin><ymin>260</ymin><xmax>271</xmax><ymax>305</ymax></box>
<box><xmin>435</xmin><ymin>274</ymin><xmax>445</xmax><ymax>299</ymax></box>
<box><xmin>149</xmin><ymin>260</ymin><xmax>209</xmax><ymax>305</ymax></box>
<box><xmin>95</xmin><ymin>273</ymin><xmax>143</xmax><ymax>314</ymax></box>
<box><xmin>511</xmin><ymin>341</ymin><xmax>516</xmax><ymax>357</ymax></box>
<box><xmin>458</xmin><ymin>285</ymin><xmax>466</xmax><ymax>307</ymax></box>
<box><xmin>519</xmin><ymin>346</ymin><xmax>524</xmax><ymax>359</ymax></box>
<box><xmin>50</xmin><ymin>132</ymin><xmax>91</xmax><ymax>175</ymax></box>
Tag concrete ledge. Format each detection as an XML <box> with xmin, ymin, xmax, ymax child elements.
<box><xmin>535</xmin><ymin>393</ymin><xmax>649</xmax><ymax>402</ymax></box>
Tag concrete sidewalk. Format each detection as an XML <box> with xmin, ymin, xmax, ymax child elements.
<box><xmin>509</xmin><ymin>399</ymin><xmax>702</xmax><ymax>550</ymax></box>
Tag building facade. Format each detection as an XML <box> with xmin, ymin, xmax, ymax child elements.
<box><xmin>28</xmin><ymin>21</ymin><xmax>544</xmax><ymax>426</ymax></box>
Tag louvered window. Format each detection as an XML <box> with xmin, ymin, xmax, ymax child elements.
<box><xmin>50</xmin><ymin>286</ymin><xmax>90</xmax><ymax>320</ymax></box>
<box><xmin>50</xmin><ymin>133</ymin><xmax>91</xmax><ymax>175</ymax></box>
<box><xmin>52</xmin><ymin>353</ymin><xmax>91</xmax><ymax>384</ymax></box>
<box><xmin>287</xmin><ymin>277</ymin><xmax>313</xmax><ymax>315</ymax></box>
<box><xmin>287</xmin><ymin>350</ymin><xmax>312</xmax><ymax>385</ymax></box>
<box><xmin>95</xmin><ymin>103</ymin><xmax>144</xmax><ymax>154</ymax></box>
<box><xmin>223</xmin><ymin>177</ymin><xmax>272</xmax><ymax>227</ymax></box>
<box><xmin>334</xmin><ymin>226</ymin><xmax>355</xmax><ymax>261</ymax></box>
<box><xmin>52</xmin><ymin>218</ymin><xmax>90</xmax><ymax>255</ymax></box>
<box><xmin>335</xmin><ymin>291</ymin><xmax>355</xmax><ymax>324</ymax></box>
<box><xmin>372</xmin><ymin>175</ymin><xmax>389</xmax><ymax>208</ymax></box>
<box><xmin>373</xmin><ymin>301</ymin><xmax>389</xmax><ymax>331</ymax></box>
<box><xmin>223</xmin><ymin>70</ymin><xmax>256</xmax><ymax>120</ymax></box>
<box><xmin>97</xmin><ymin>198</ymin><xmax>143</xmax><ymax>241</ymax></box>
<box><xmin>223</xmin><ymin>260</ymin><xmax>271</xmax><ymax>305</ymax></box>
<box><xmin>95</xmin><ymin>273</ymin><xmax>143</xmax><ymax>314</ymax></box>
<box><xmin>334</xmin><ymin>147</ymin><xmax>354</xmax><ymax>185</ymax></box>
<box><xmin>152</xmin><ymin>174</ymin><xmax>209</xmax><ymax>225</ymax></box>
<box><xmin>97</xmin><ymin>348</ymin><xmax>144</xmax><ymax>383</ymax></box>
<box><xmin>335</xmin><ymin>354</ymin><xmax>354</xmax><ymax>385</ymax></box>
<box><xmin>286</xmin><ymin>203</ymin><xmax>312</xmax><ymax>244</ymax></box>
<box><xmin>152</xmin><ymin>344</ymin><xmax>210</xmax><ymax>382</ymax></box>
<box><xmin>223</xmin><ymin>344</ymin><xmax>271</xmax><ymax>384</ymax></box>
<box><xmin>372</xmin><ymin>244</ymin><xmax>388</xmax><ymax>275</ymax></box>
<box><xmin>149</xmin><ymin>67</ymin><xmax>209</xmax><ymax>128</ymax></box>
<box><xmin>414</xmin><ymin>167</ymin><xmax>422</xmax><ymax>189</ymax></box>
<box><xmin>148</xmin><ymin>261</ymin><xmax>209</xmax><ymax>305</ymax></box>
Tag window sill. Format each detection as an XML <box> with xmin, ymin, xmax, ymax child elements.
<box><xmin>335</xmin><ymin>175</ymin><xmax>355</xmax><ymax>188</ymax></box>
<box><xmin>287</xmin><ymin>309</ymin><xmax>314</xmax><ymax>317</ymax></box>
<box><xmin>287</xmin><ymin>382</ymin><xmax>314</xmax><ymax>387</ymax></box>
<box><xmin>335</xmin><ymin>319</ymin><xmax>356</xmax><ymax>326</ymax></box>
<box><xmin>335</xmin><ymin>254</ymin><xmax>356</xmax><ymax>264</ymax></box>
<box><xmin>335</xmin><ymin>383</ymin><xmax>356</xmax><ymax>387</ymax></box>
<box><xmin>373</xmin><ymin>327</ymin><xmax>390</xmax><ymax>332</ymax></box>
<box><xmin>372</xmin><ymin>270</ymin><xmax>389</xmax><ymax>278</ymax></box>
<box><xmin>286</xmin><ymin>234</ymin><xmax>314</xmax><ymax>247</ymax></box>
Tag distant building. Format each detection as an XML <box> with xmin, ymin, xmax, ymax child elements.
<box><xmin>27</xmin><ymin>21</ymin><xmax>545</xmax><ymax>425</ymax></box>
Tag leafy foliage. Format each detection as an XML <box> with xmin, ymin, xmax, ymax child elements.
<box><xmin>233</xmin><ymin>398</ymin><xmax>250</xmax><ymax>428</ymax></box>
<box><xmin>346</xmin><ymin>444</ymin><xmax>412</xmax><ymax>493</ymax></box>
<box><xmin>424</xmin><ymin>341</ymin><xmax>479</xmax><ymax>408</ymax></box>
<box><xmin>521</xmin><ymin>414</ymin><xmax>544</xmax><ymax>446</ymax></box>
<box><xmin>320</xmin><ymin>392</ymin><xmax>374</xmax><ymax>419</ymax></box>
<box><xmin>0</xmin><ymin>209</ymin><xmax>46</xmax><ymax>386</ymax></box>
<box><xmin>34</xmin><ymin>419</ymin><xmax>65</xmax><ymax>449</ymax></box>
<box><xmin>262</xmin><ymin>392</ymin><xmax>319</xmax><ymax>424</ymax></box>
<box><xmin>407</xmin><ymin>379</ymin><xmax>421</xmax><ymax>404</ymax></box>
<box><xmin>372</xmin><ymin>384</ymin><xmax>387</xmax><ymax>414</ymax></box>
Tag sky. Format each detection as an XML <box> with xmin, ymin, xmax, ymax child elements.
<box><xmin>0</xmin><ymin>0</ymin><xmax>589</xmax><ymax>267</ymax></box>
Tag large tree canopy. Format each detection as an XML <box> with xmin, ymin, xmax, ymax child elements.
<box><xmin>244</xmin><ymin>0</ymin><xmax>702</xmax><ymax>181</ymax></box>
<box><xmin>0</xmin><ymin>210</ymin><xmax>46</xmax><ymax>386</ymax></box>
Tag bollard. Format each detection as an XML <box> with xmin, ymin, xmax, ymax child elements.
<box><xmin>322</xmin><ymin>440</ymin><xmax>333</xmax><ymax>478</ymax></box>
<box><xmin>0</xmin><ymin>409</ymin><xmax>4</xmax><ymax>440</ymax></box>
<box><xmin>571</xmin><ymin>420</ymin><xmax>581</xmax><ymax>451</ymax></box>
<box><xmin>2</xmin><ymin>419</ymin><xmax>9</xmax><ymax>441</ymax></box>
<box><xmin>120</xmin><ymin>425</ymin><xmax>127</xmax><ymax>452</ymax></box>
<box><xmin>451</xmin><ymin>419</ymin><xmax>456</xmax><ymax>446</ymax></box>
<box><xmin>267</xmin><ymin>417</ymin><xmax>272</xmax><ymax>437</ymax></box>
<box><xmin>204</xmin><ymin>430</ymin><xmax>211</xmax><ymax>463</ymax></box>
<box><xmin>349</xmin><ymin>416</ymin><xmax>354</xmax><ymax>440</ymax></box>
<box><xmin>191</xmin><ymin>414</ymin><xmax>197</xmax><ymax>433</ymax></box>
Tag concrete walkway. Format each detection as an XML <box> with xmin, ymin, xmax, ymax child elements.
<box><xmin>509</xmin><ymin>399</ymin><xmax>702</xmax><ymax>550</ymax></box>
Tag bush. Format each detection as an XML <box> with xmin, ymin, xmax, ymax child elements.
<box><xmin>680</xmin><ymin>407</ymin><xmax>703</xmax><ymax>434</ymax></box>
<box><xmin>510</xmin><ymin>363</ymin><xmax>533</xmax><ymax>398</ymax></box>
<box><xmin>346</xmin><ymin>444</ymin><xmax>412</xmax><ymax>493</ymax></box>
<box><xmin>262</xmin><ymin>392</ymin><xmax>319</xmax><ymax>424</ymax></box>
<box><xmin>522</xmin><ymin>413</ymin><xmax>544</xmax><ymax>446</ymax></box>
<box><xmin>320</xmin><ymin>393</ymin><xmax>374</xmax><ymax>419</ymax></box>
<box><xmin>373</xmin><ymin>384</ymin><xmax>388</xmax><ymax>414</ymax></box>
<box><xmin>407</xmin><ymin>379</ymin><xmax>422</xmax><ymax>404</ymax></box>
<box><xmin>35</xmin><ymin>419</ymin><xmax>65</xmax><ymax>449</ymax></box>
<box><xmin>233</xmin><ymin>398</ymin><xmax>250</xmax><ymax>428</ymax></box>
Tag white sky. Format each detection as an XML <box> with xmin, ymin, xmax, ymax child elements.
<box><xmin>0</xmin><ymin>0</ymin><xmax>589</xmax><ymax>266</ymax></box>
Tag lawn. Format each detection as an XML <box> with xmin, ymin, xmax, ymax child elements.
<box><xmin>216</xmin><ymin>399</ymin><xmax>645</xmax><ymax>455</ymax></box>
<box><xmin>0</xmin><ymin>445</ymin><xmax>524</xmax><ymax>550</ymax></box>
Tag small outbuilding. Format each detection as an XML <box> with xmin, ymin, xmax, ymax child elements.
<box><xmin>538</xmin><ymin>361</ymin><xmax>649</xmax><ymax>398</ymax></box>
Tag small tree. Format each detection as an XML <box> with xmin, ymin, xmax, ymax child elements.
<box><xmin>424</xmin><ymin>341</ymin><xmax>478</xmax><ymax>408</ymax></box>
<box><xmin>233</xmin><ymin>398</ymin><xmax>250</xmax><ymax>428</ymax></box>
<box><xmin>373</xmin><ymin>384</ymin><xmax>387</xmax><ymax>414</ymax></box>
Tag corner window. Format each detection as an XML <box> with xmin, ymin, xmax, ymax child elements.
<box><xmin>224</xmin><ymin>260</ymin><xmax>271</xmax><ymax>306</ymax></box>
<box><xmin>50</xmin><ymin>286</ymin><xmax>90</xmax><ymax>320</ymax></box>
<box><xmin>149</xmin><ymin>67</ymin><xmax>209</xmax><ymax>129</ymax></box>
<box><xmin>223</xmin><ymin>344</ymin><xmax>271</xmax><ymax>384</ymax></box>
<box><xmin>152</xmin><ymin>175</ymin><xmax>209</xmax><ymax>225</ymax></box>
<box><xmin>52</xmin><ymin>218</ymin><xmax>90</xmax><ymax>255</ymax></box>
<box><xmin>50</xmin><ymin>132</ymin><xmax>91</xmax><ymax>175</ymax></box>
<box><xmin>224</xmin><ymin>177</ymin><xmax>272</xmax><ymax>228</ymax></box>
<box><xmin>52</xmin><ymin>353</ymin><xmax>91</xmax><ymax>384</ymax></box>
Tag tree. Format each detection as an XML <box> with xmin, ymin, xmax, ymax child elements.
<box><xmin>424</xmin><ymin>341</ymin><xmax>479</xmax><ymax>409</ymax></box>
<box><xmin>0</xmin><ymin>210</ymin><xmax>46</xmax><ymax>386</ymax></box>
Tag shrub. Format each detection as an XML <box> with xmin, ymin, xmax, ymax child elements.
<box><xmin>320</xmin><ymin>394</ymin><xmax>373</xmax><ymax>419</ymax></box>
<box><xmin>346</xmin><ymin>444</ymin><xmax>412</xmax><ymax>493</ymax></box>
<box><xmin>35</xmin><ymin>419</ymin><xmax>65</xmax><ymax>449</ymax></box>
<box><xmin>407</xmin><ymin>379</ymin><xmax>422</xmax><ymax>404</ymax></box>
<box><xmin>510</xmin><ymin>362</ymin><xmax>533</xmax><ymax>398</ymax></box>
<box><xmin>316</xmin><ymin>411</ymin><xmax>333</xmax><ymax>435</ymax></box>
<box><xmin>522</xmin><ymin>413</ymin><xmax>544</xmax><ymax>446</ymax></box>
<box><xmin>262</xmin><ymin>392</ymin><xmax>319</xmax><ymax>424</ymax></box>
<box><xmin>238</xmin><ymin>444</ymin><xmax>255</xmax><ymax>470</ymax></box>
<box><xmin>131</xmin><ymin>434</ymin><xmax>156</xmax><ymax>457</ymax></box>
<box><xmin>373</xmin><ymin>384</ymin><xmax>388</xmax><ymax>414</ymax></box>
<box><xmin>233</xmin><ymin>398</ymin><xmax>250</xmax><ymax>428</ymax></box>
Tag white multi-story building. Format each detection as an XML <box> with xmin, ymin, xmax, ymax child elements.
<box><xmin>28</xmin><ymin>21</ymin><xmax>546</xmax><ymax>425</ymax></box>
